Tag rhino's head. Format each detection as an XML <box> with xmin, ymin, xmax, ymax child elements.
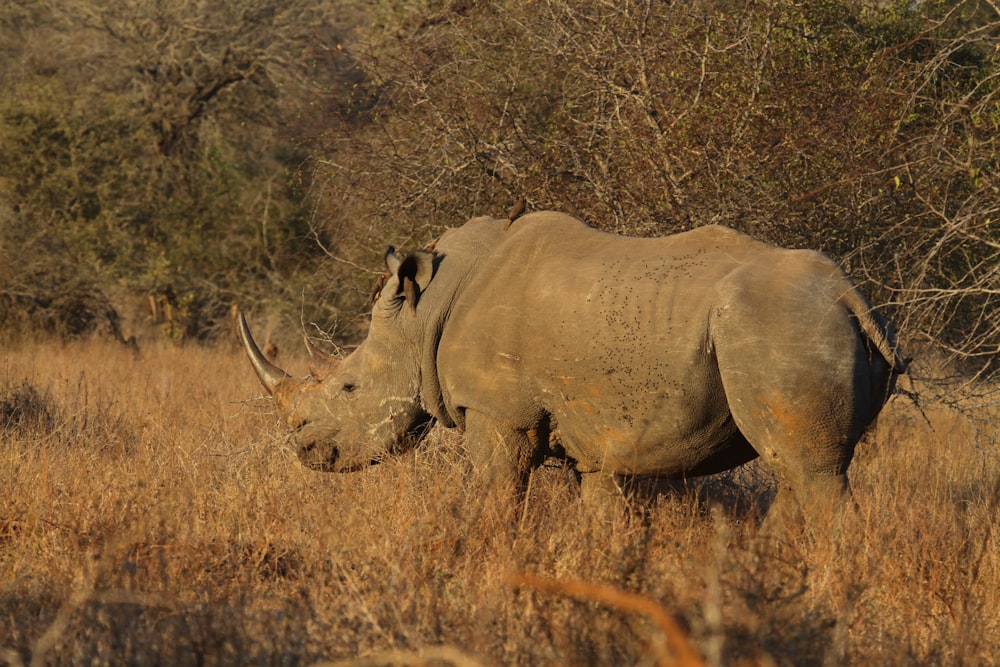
<box><xmin>239</xmin><ymin>248</ymin><xmax>438</xmax><ymax>471</ymax></box>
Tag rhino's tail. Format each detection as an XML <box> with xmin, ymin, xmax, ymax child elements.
<box><xmin>842</xmin><ymin>287</ymin><xmax>908</xmax><ymax>374</ymax></box>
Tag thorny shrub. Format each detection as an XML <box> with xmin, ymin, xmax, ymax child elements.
<box><xmin>317</xmin><ymin>0</ymin><xmax>998</xmax><ymax>382</ymax></box>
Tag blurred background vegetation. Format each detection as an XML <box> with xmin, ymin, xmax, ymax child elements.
<box><xmin>0</xmin><ymin>0</ymin><xmax>996</xmax><ymax>381</ymax></box>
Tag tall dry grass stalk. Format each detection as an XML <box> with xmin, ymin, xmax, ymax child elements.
<box><xmin>0</xmin><ymin>341</ymin><xmax>997</xmax><ymax>665</ymax></box>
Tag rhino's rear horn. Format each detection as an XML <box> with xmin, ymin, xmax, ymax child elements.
<box><xmin>237</xmin><ymin>311</ymin><xmax>291</xmax><ymax>394</ymax></box>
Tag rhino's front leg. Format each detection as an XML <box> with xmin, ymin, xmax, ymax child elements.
<box><xmin>579</xmin><ymin>471</ymin><xmax>629</xmax><ymax>518</ymax></box>
<box><xmin>580</xmin><ymin>471</ymin><xmax>623</xmax><ymax>502</ymax></box>
<box><xmin>464</xmin><ymin>410</ymin><xmax>545</xmax><ymax>499</ymax></box>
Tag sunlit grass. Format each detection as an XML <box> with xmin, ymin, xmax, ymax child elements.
<box><xmin>1</xmin><ymin>340</ymin><xmax>997</xmax><ymax>665</ymax></box>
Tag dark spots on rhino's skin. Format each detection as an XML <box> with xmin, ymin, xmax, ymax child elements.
<box><xmin>621</xmin><ymin>407</ymin><xmax>635</xmax><ymax>429</ymax></box>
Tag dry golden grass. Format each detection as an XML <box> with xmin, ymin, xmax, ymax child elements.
<box><xmin>1</xmin><ymin>340</ymin><xmax>998</xmax><ymax>666</ymax></box>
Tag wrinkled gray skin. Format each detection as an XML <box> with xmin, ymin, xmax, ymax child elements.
<box><xmin>240</xmin><ymin>212</ymin><xmax>905</xmax><ymax>527</ymax></box>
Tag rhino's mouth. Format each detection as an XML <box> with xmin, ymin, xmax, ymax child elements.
<box><xmin>294</xmin><ymin>432</ymin><xmax>402</xmax><ymax>473</ymax></box>
<box><xmin>296</xmin><ymin>440</ymin><xmax>379</xmax><ymax>473</ymax></box>
<box><xmin>310</xmin><ymin>454</ymin><xmax>376</xmax><ymax>473</ymax></box>
<box><xmin>291</xmin><ymin>424</ymin><xmax>346</xmax><ymax>472</ymax></box>
<box><xmin>294</xmin><ymin>437</ymin><xmax>335</xmax><ymax>472</ymax></box>
<box><xmin>290</xmin><ymin>412</ymin><xmax>434</xmax><ymax>472</ymax></box>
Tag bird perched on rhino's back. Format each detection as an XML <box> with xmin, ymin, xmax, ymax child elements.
<box><xmin>504</xmin><ymin>196</ymin><xmax>526</xmax><ymax>230</ymax></box>
<box><xmin>238</xmin><ymin>211</ymin><xmax>904</xmax><ymax>534</ymax></box>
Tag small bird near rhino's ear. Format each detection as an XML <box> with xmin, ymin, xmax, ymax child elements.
<box><xmin>504</xmin><ymin>196</ymin><xmax>526</xmax><ymax>230</ymax></box>
<box><xmin>369</xmin><ymin>274</ymin><xmax>389</xmax><ymax>304</ymax></box>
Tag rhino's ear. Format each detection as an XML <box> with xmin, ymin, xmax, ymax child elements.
<box><xmin>393</xmin><ymin>251</ymin><xmax>436</xmax><ymax>316</ymax></box>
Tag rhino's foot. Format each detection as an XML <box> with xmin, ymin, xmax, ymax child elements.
<box><xmin>579</xmin><ymin>471</ymin><xmax>630</xmax><ymax>520</ymax></box>
<box><xmin>757</xmin><ymin>487</ymin><xmax>805</xmax><ymax>543</ymax></box>
<box><xmin>758</xmin><ymin>475</ymin><xmax>855</xmax><ymax>543</ymax></box>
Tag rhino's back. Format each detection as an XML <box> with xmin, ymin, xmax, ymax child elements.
<box><xmin>436</xmin><ymin>215</ymin><xmax>787</xmax><ymax>474</ymax></box>
<box><xmin>439</xmin><ymin>213</ymin><xmax>777</xmax><ymax>375</ymax></box>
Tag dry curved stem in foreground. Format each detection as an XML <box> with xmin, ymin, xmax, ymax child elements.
<box><xmin>312</xmin><ymin>645</ymin><xmax>492</xmax><ymax>667</ymax></box>
<box><xmin>508</xmin><ymin>571</ymin><xmax>707</xmax><ymax>667</ymax></box>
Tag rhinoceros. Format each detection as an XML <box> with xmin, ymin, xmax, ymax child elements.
<box><xmin>239</xmin><ymin>211</ymin><xmax>904</xmax><ymax>527</ymax></box>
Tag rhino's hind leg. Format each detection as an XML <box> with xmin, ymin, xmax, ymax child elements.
<box><xmin>743</xmin><ymin>402</ymin><xmax>857</xmax><ymax>539</ymax></box>
<box><xmin>718</xmin><ymin>366</ymin><xmax>863</xmax><ymax>535</ymax></box>
<box><xmin>760</xmin><ymin>472</ymin><xmax>851</xmax><ymax>539</ymax></box>
<box><xmin>714</xmin><ymin>330</ymin><xmax>869</xmax><ymax>534</ymax></box>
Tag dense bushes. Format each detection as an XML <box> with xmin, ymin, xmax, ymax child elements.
<box><xmin>311</xmin><ymin>0</ymin><xmax>997</xmax><ymax>378</ymax></box>
<box><xmin>0</xmin><ymin>0</ymin><xmax>358</xmax><ymax>342</ymax></box>
<box><xmin>1</xmin><ymin>0</ymin><xmax>996</xmax><ymax>381</ymax></box>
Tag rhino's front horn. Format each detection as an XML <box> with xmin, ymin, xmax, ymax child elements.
<box><xmin>237</xmin><ymin>311</ymin><xmax>291</xmax><ymax>394</ymax></box>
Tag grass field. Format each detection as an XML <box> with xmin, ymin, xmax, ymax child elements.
<box><xmin>1</xmin><ymin>340</ymin><xmax>998</xmax><ymax>666</ymax></box>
